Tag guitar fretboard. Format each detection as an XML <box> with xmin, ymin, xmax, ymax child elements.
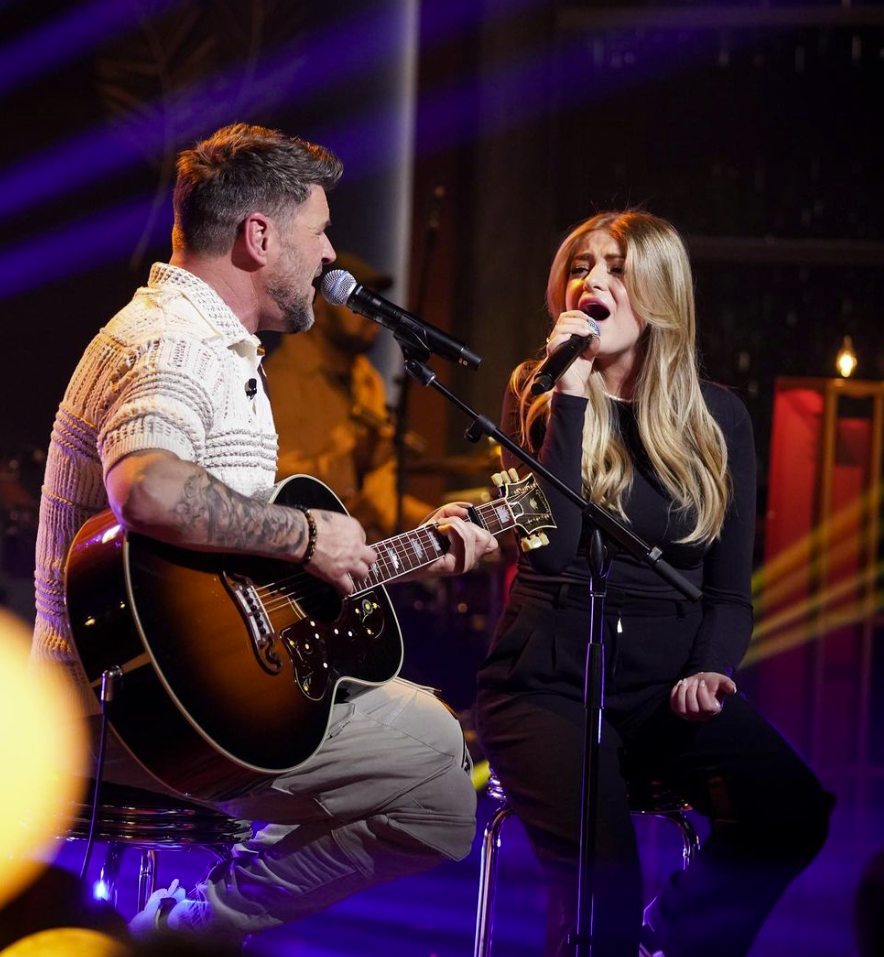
<box><xmin>354</xmin><ymin>499</ymin><xmax>515</xmax><ymax>594</ymax></box>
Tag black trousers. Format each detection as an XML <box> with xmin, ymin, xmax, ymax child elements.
<box><xmin>476</xmin><ymin>584</ymin><xmax>833</xmax><ymax>957</ymax></box>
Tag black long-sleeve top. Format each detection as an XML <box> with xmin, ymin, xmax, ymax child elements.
<box><xmin>501</xmin><ymin>382</ymin><xmax>756</xmax><ymax>676</ymax></box>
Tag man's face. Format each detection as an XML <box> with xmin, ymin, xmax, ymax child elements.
<box><xmin>264</xmin><ymin>186</ymin><xmax>335</xmax><ymax>334</ymax></box>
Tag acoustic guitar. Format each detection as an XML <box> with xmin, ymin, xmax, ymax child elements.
<box><xmin>65</xmin><ymin>471</ymin><xmax>554</xmax><ymax>801</ymax></box>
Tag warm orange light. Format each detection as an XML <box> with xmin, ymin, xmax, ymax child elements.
<box><xmin>0</xmin><ymin>610</ymin><xmax>87</xmax><ymax>911</ymax></box>
<box><xmin>836</xmin><ymin>335</ymin><xmax>857</xmax><ymax>378</ymax></box>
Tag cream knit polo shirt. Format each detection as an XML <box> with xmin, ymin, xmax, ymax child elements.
<box><xmin>32</xmin><ymin>264</ymin><xmax>278</xmax><ymax>710</ymax></box>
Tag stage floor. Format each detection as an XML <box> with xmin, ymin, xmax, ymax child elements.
<box><xmin>53</xmin><ymin>787</ymin><xmax>862</xmax><ymax>956</ymax></box>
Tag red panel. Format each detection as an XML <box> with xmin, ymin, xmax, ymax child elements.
<box><xmin>760</xmin><ymin>379</ymin><xmax>873</xmax><ymax>760</ymax></box>
<box><xmin>758</xmin><ymin>385</ymin><xmax>823</xmax><ymax>751</ymax></box>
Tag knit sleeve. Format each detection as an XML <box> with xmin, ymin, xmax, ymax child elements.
<box><xmin>97</xmin><ymin>335</ymin><xmax>226</xmax><ymax>476</ymax></box>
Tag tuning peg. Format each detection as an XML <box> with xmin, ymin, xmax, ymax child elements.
<box><xmin>519</xmin><ymin>531</ymin><xmax>551</xmax><ymax>552</ymax></box>
<box><xmin>507</xmin><ymin>468</ymin><xmax>519</xmax><ymax>482</ymax></box>
<box><xmin>491</xmin><ymin>472</ymin><xmax>505</xmax><ymax>488</ymax></box>
<box><xmin>520</xmin><ymin>534</ymin><xmax>540</xmax><ymax>552</ymax></box>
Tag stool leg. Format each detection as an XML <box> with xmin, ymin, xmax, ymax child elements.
<box><xmin>98</xmin><ymin>844</ymin><xmax>125</xmax><ymax>908</ymax></box>
<box><xmin>137</xmin><ymin>848</ymin><xmax>158</xmax><ymax>912</ymax></box>
<box><xmin>659</xmin><ymin>812</ymin><xmax>700</xmax><ymax>869</ymax></box>
<box><xmin>474</xmin><ymin>806</ymin><xmax>514</xmax><ymax>957</ymax></box>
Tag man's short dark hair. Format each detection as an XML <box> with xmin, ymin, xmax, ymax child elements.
<box><xmin>172</xmin><ymin>123</ymin><xmax>343</xmax><ymax>255</ymax></box>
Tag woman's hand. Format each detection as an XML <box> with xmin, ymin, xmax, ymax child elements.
<box><xmin>545</xmin><ymin>310</ymin><xmax>601</xmax><ymax>396</ymax></box>
<box><xmin>670</xmin><ymin>672</ymin><xmax>737</xmax><ymax>722</ymax></box>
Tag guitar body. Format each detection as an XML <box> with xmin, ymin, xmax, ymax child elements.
<box><xmin>66</xmin><ymin>475</ymin><xmax>402</xmax><ymax>801</ymax></box>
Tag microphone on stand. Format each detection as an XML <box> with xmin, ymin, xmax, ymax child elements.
<box><xmin>530</xmin><ymin>316</ymin><xmax>602</xmax><ymax>395</ymax></box>
<box><xmin>320</xmin><ymin>269</ymin><xmax>481</xmax><ymax>370</ymax></box>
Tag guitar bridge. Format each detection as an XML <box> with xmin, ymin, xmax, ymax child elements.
<box><xmin>221</xmin><ymin>571</ymin><xmax>281</xmax><ymax>675</ymax></box>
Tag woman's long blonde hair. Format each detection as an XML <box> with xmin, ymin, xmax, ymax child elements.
<box><xmin>512</xmin><ymin>210</ymin><xmax>729</xmax><ymax>544</ymax></box>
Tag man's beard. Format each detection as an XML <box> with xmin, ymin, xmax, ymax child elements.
<box><xmin>267</xmin><ymin>277</ymin><xmax>314</xmax><ymax>334</ymax></box>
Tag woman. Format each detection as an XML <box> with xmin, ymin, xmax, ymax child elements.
<box><xmin>476</xmin><ymin>211</ymin><xmax>832</xmax><ymax>957</ymax></box>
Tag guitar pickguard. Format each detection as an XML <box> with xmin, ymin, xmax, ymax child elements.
<box><xmin>279</xmin><ymin>626</ymin><xmax>329</xmax><ymax>701</ymax></box>
<box><xmin>277</xmin><ymin>589</ymin><xmax>387</xmax><ymax>701</ymax></box>
<box><xmin>355</xmin><ymin>592</ymin><xmax>385</xmax><ymax>639</ymax></box>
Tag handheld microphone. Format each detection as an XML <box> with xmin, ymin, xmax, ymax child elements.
<box><xmin>321</xmin><ymin>269</ymin><xmax>481</xmax><ymax>370</ymax></box>
<box><xmin>530</xmin><ymin>320</ymin><xmax>601</xmax><ymax>395</ymax></box>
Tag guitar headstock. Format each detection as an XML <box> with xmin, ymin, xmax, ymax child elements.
<box><xmin>490</xmin><ymin>469</ymin><xmax>556</xmax><ymax>552</ymax></box>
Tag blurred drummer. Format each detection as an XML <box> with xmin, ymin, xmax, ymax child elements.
<box><xmin>265</xmin><ymin>252</ymin><xmax>434</xmax><ymax>540</ymax></box>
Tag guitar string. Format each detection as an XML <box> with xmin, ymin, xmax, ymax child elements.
<box><xmin>253</xmin><ymin>500</ymin><xmax>516</xmax><ymax>610</ymax></box>
<box><xmin>254</xmin><ymin>523</ymin><xmax>470</xmax><ymax>615</ymax></box>
<box><xmin>254</xmin><ymin>487</ymin><xmax>538</xmax><ymax>614</ymax></box>
<box><xmin>254</xmin><ymin>527</ymin><xmax>447</xmax><ymax>615</ymax></box>
<box><xmin>253</xmin><ymin>501</ymin><xmax>517</xmax><ymax>616</ymax></box>
<box><xmin>256</xmin><ymin>490</ymin><xmax>544</xmax><ymax>618</ymax></box>
<box><xmin>254</xmin><ymin>523</ymin><xmax>449</xmax><ymax>599</ymax></box>
<box><xmin>253</xmin><ymin>500</ymin><xmax>508</xmax><ymax>604</ymax></box>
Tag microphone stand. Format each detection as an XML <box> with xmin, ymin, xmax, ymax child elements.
<box><xmin>394</xmin><ymin>185</ymin><xmax>445</xmax><ymax>531</ymax></box>
<box><xmin>395</xmin><ymin>343</ymin><xmax>701</xmax><ymax>957</ymax></box>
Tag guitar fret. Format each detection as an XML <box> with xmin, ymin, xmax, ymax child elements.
<box><xmin>274</xmin><ymin>494</ymin><xmax>526</xmax><ymax>599</ymax></box>
<box><xmin>345</xmin><ymin>478</ymin><xmax>552</xmax><ymax>599</ymax></box>
<box><xmin>476</xmin><ymin>502</ymin><xmax>511</xmax><ymax>534</ymax></box>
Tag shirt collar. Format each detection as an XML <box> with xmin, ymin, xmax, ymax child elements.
<box><xmin>148</xmin><ymin>262</ymin><xmax>262</xmax><ymax>352</ymax></box>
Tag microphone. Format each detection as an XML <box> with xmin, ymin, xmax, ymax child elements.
<box><xmin>321</xmin><ymin>269</ymin><xmax>481</xmax><ymax>370</ymax></box>
<box><xmin>530</xmin><ymin>319</ymin><xmax>601</xmax><ymax>395</ymax></box>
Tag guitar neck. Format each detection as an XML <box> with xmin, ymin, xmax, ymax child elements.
<box><xmin>354</xmin><ymin>500</ymin><xmax>514</xmax><ymax>593</ymax></box>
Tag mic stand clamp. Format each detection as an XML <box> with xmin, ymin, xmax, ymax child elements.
<box><xmin>400</xmin><ymin>355</ymin><xmax>701</xmax><ymax>956</ymax></box>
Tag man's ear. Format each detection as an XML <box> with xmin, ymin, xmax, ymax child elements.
<box><xmin>240</xmin><ymin>212</ymin><xmax>272</xmax><ymax>266</ymax></box>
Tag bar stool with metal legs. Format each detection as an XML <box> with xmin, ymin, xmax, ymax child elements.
<box><xmin>66</xmin><ymin>781</ymin><xmax>251</xmax><ymax>914</ymax></box>
<box><xmin>473</xmin><ymin>770</ymin><xmax>701</xmax><ymax>957</ymax></box>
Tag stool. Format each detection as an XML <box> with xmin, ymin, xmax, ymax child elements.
<box><xmin>66</xmin><ymin>782</ymin><xmax>251</xmax><ymax>913</ymax></box>
<box><xmin>474</xmin><ymin>772</ymin><xmax>701</xmax><ymax>957</ymax></box>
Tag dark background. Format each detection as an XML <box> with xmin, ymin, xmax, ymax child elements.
<box><xmin>2</xmin><ymin>1</ymin><xmax>881</xmax><ymax>489</ymax></box>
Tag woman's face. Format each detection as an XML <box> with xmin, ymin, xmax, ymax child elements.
<box><xmin>564</xmin><ymin>230</ymin><xmax>645</xmax><ymax>376</ymax></box>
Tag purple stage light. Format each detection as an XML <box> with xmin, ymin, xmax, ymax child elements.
<box><xmin>0</xmin><ymin>0</ymin><xmax>551</xmax><ymax>224</ymax></box>
<box><xmin>0</xmin><ymin>0</ymin><xmax>187</xmax><ymax>100</ymax></box>
<box><xmin>0</xmin><ymin>191</ymin><xmax>165</xmax><ymax>301</ymax></box>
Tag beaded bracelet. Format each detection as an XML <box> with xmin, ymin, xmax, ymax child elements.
<box><xmin>292</xmin><ymin>505</ymin><xmax>317</xmax><ymax>565</ymax></box>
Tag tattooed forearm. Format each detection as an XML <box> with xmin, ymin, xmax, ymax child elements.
<box><xmin>169</xmin><ymin>468</ymin><xmax>308</xmax><ymax>559</ymax></box>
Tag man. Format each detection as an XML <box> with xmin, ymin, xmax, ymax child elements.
<box><xmin>32</xmin><ymin>123</ymin><xmax>497</xmax><ymax>940</ymax></box>
<box><xmin>266</xmin><ymin>251</ymin><xmax>434</xmax><ymax>540</ymax></box>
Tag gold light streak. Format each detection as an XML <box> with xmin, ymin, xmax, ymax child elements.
<box><xmin>751</xmin><ymin>492</ymin><xmax>869</xmax><ymax>599</ymax></box>
<box><xmin>748</xmin><ymin>486</ymin><xmax>882</xmax><ymax>663</ymax></box>
<box><xmin>755</xmin><ymin>532</ymin><xmax>868</xmax><ymax>612</ymax></box>
<box><xmin>752</xmin><ymin>560</ymin><xmax>879</xmax><ymax>644</ymax></box>
<box><xmin>745</xmin><ymin>598</ymin><xmax>876</xmax><ymax>665</ymax></box>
